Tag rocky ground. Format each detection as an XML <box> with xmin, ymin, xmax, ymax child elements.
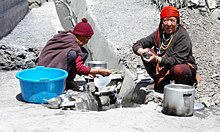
<box><xmin>1</xmin><ymin>0</ymin><xmax>220</xmax><ymax>109</ymax></box>
<box><xmin>180</xmin><ymin>8</ymin><xmax>220</xmax><ymax>108</ymax></box>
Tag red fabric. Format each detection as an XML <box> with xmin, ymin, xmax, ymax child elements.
<box><xmin>72</xmin><ymin>18</ymin><xmax>94</xmax><ymax>37</ymax></box>
<box><xmin>160</xmin><ymin>6</ymin><xmax>179</xmax><ymax>19</ymax></box>
<box><xmin>75</xmin><ymin>55</ymin><xmax>91</xmax><ymax>75</ymax></box>
<box><xmin>154</xmin><ymin>28</ymin><xmax>161</xmax><ymax>47</ymax></box>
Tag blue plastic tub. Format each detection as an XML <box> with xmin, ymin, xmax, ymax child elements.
<box><xmin>16</xmin><ymin>66</ymin><xmax>68</xmax><ymax>103</ymax></box>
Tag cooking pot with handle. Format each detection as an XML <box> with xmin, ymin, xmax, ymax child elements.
<box><xmin>86</xmin><ymin>61</ymin><xmax>107</xmax><ymax>69</ymax></box>
<box><xmin>163</xmin><ymin>84</ymin><xmax>195</xmax><ymax>116</ymax></box>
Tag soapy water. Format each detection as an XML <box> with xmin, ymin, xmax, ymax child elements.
<box><xmin>116</xmin><ymin>96</ymin><xmax>123</xmax><ymax>108</ymax></box>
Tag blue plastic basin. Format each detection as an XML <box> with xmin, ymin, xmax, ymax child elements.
<box><xmin>16</xmin><ymin>66</ymin><xmax>68</xmax><ymax>103</ymax></box>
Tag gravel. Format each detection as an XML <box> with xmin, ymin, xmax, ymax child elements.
<box><xmin>180</xmin><ymin>8</ymin><xmax>220</xmax><ymax>108</ymax></box>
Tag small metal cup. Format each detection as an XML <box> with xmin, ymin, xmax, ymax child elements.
<box><xmin>142</xmin><ymin>52</ymin><xmax>151</xmax><ymax>59</ymax></box>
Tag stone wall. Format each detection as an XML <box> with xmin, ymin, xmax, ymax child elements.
<box><xmin>27</xmin><ymin>0</ymin><xmax>48</xmax><ymax>9</ymax></box>
<box><xmin>152</xmin><ymin>0</ymin><xmax>220</xmax><ymax>21</ymax></box>
<box><xmin>153</xmin><ymin>0</ymin><xmax>220</xmax><ymax>10</ymax></box>
<box><xmin>0</xmin><ymin>0</ymin><xmax>29</xmax><ymax>39</ymax></box>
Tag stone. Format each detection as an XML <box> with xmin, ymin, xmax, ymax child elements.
<box><xmin>210</xmin><ymin>9</ymin><xmax>220</xmax><ymax>23</ymax></box>
<box><xmin>206</xmin><ymin>0</ymin><xmax>217</xmax><ymax>9</ymax></box>
<box><xmin>200</xmin><ymin>97</ymin><xmax>212</xmax><ymax>107</ymax></box>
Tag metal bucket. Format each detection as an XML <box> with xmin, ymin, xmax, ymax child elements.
<box><xmin>86</xmin><ymin>61</ymin><xmax>107</xmax><ymax>69</ymax></box>
<box><xmin>163</xmin><ymin>84</ymin><xmax>195</xmax><ymax>116</ymax></box>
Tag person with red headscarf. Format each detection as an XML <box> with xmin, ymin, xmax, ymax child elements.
<box><xmin>132</xmin><ymin>6</ymin><xmax>197</xmax><ymax>92</ymax></box>
<box><xmin>38</xmin><ymin>18</ymin><xmax>111</xmax><ymax>91</ymax></box>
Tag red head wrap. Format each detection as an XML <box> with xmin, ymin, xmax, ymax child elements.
<box><xmin>160</xmin><ymin>6</ymin><xmax>179</xmax><ymax>19</ymax></box>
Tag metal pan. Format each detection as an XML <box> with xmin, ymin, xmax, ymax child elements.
<box><xmin>86</xmin><ymin>61</ymin><xmax>107</xmax><ymax>69</ymax></box>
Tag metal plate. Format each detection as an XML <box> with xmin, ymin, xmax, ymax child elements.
<box><xmin>194</xmin><ymin>102</ymin><xmax>205</xmax><ymax>111</ymax></box>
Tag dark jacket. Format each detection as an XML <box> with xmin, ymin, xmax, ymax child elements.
<box><xmin>37</xmin><ymin>31</ymin><xmax>91</xmax><ymax>76</ymax></box>
<box><xmin>132</xmin><ymin>26</ymin><xmax>197</xmax><ymax>70</ymax></box>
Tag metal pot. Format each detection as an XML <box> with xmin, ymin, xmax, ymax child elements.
<box><xmin>163</xmin><ymin>84</ymin><xmax>195</xmax><ymax>116</ymax></box>
<box><xmin>86</xmin><ymin>61</ymin><xmax>107</xmax><ymax>69</ymax></box>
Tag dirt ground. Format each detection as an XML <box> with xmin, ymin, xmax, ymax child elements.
<box><xmin>1</xmin><ymin>1</ymin><xmax>220</xmax><ymax>131</ymax></box>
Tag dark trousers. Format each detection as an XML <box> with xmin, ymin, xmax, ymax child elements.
<box><xmin>170</xmin><ymin>64</ymin><xmax>196</xmax><ymax>86</ymax></box>
<box><xmin>66</xmin><ymin>47</ymin><xmax>88</xmax><ymax>81</ymax></box>
<box><xmin>143</xmin><ymin>60</ymin><xmax>196</xmax><ymax>92</ymax></box>
<box><xmin>65</xmin><ymin>48</ymin><xmax>88</xmax><ymax>90</ymax></box>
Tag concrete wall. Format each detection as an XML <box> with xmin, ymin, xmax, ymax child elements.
<box><xmin>0</xmin><ymin>0</ymin><xmax>29</xmax><ymax>39</ymax></box>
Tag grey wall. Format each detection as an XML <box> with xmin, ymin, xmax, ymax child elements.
<box><xmin>0</xmin><ymin>0</ymin><xmax>29</xmax><ymax>39</ymax></box>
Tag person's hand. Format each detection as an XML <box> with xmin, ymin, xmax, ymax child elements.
<box><xmin>88</xmin><ymin>74</ymin><xmax>96</xmax><ymax>78</ymax></box>
<box><xmin>143</xmin><ymin>51</ymin><xmax>157</xmax><ymax>62</ymax></box>
<box><xmin>90</xmin><ymin>68</ymin><xmax>112</xmax><ymax>77</ymax></box>
<box><xmin>141</xmin><ymin>48</ymin><xmax>157</xmax><ymax>63</ymax></box>
<box><xmin>137</xmin><ymin>48</ymin><xmax>150</xmax><ymax>56</ymax></box>
<box><xmin>98</xmin><ymin>69</ymin><xmax>112</xmax><ymax>76</ymax></box>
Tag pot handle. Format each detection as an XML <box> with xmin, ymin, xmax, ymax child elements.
<box><xmin>183</xmin><ymin>93</ymin><xmax>192</xmax><ymax>115</ymax></box>
<box><xmin>183</xmin><ymin>93</ymin><xmax>192</xmax><ymax>97</ymax></box>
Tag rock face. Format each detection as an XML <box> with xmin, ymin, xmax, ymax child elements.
<box><xmin>27</xmin><ymin>0</ymin><xmax>49</xmax><ymax>9</ymax></box>
<box><xmin>0</xmin><ymin>45</ymin><xmax>39</xmax><ymax>71</ymax></box>
<box><xmin>153</xmin><ymin>0</ymin><xmax>220</xmax><ymax>24</ymax></box>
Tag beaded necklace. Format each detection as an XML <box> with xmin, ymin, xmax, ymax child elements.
<box><xmin>160</xmin><ymin>33</ymin><xmax>175</xmax><ymax>50</ymax></box>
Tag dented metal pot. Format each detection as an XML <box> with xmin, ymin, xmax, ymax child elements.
<box><xmin>163</xmin><ymin>84</ymin><xmax>195</xmax><ymax>116</ymax></box>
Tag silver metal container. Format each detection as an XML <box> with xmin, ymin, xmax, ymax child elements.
<box><xmin>142</xmin><ymin>52</ymin><xmax>151</xmax><ymax>59</ymax></box>
<box><xmin>163</xmin><ymin>84</ymin><xmax>195</xmax><ymax>116</ymax></box>
<box><xmin>86</xmin><ymin>61</ymin><xmax>107</xmax><ymax>69</ymax></box>
<box><xmin>136</xmin><ymin>69</ymin><xmax>146</xmax><ymax>80</ymax></box>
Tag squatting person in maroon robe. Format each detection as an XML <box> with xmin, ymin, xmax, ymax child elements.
<box><xmin>38</xmin><ymin>18</ymin><xmax>111</xmax><ymax>91</ymax></box>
